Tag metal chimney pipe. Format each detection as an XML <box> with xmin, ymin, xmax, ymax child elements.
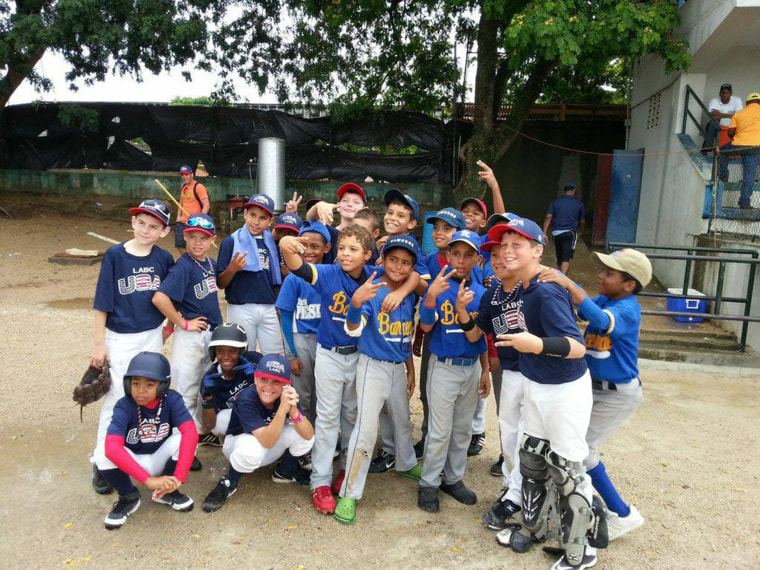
<box><xmin>257</xmin><ymin>137</ymin><xmax>286</xmax><ymax>211</ymax></box>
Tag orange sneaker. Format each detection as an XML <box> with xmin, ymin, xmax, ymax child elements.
<box><xmin>311</xmin><ymin>486</ymin><xmax>336</xmax><ymax>514</ymax></box>
<box><xmin>331</xmin><ymin>469</ymin><xmax>345</xmax><ymax>495</ymax></box>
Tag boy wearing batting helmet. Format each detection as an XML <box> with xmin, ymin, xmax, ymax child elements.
<box><xmin>90</xmin><ymin>199</ymin><xmax>174</xmax><ymax>495</ymax></box>
<box><xmin>96</xmin><ymin>352</ymin><xmax>199</xmax><ymax>530</ymax></box>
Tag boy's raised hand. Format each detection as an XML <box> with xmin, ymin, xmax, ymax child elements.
<box><xmin>352</xmin><ymin>271</ymin><xmax>381</xmax><ymax>307</ymax></box>
<box><xmin>279</xmin><ymin>235</ymin><xmax>308</xmax><ymax>256</ymax></box>
<box><xmin>314</xmin><ymin>201</ymin><xmax>335</xmax><ymax>225</ymax></box>
<box><xmin>229</xmin><ymin>251</ymin><xmax>248</xmax><ymax>273</ymax></box>
<box><xmin>285</xmin><ymin>192</ymin><xmax>303</xmax><ymax>213</ymax></box>
<box><xmin>426</xmin><ymin>265</ymin><xmax>455</xmax><ymax>300</ymax></box>
<box><xmin>477</xmin><ymin>160</ymin><xmax>497</xmax><ymax>189</ymax></box>
<box><xmin>455</xmin><ymin>279</ymin><xmax>475</xmax><ymax>314</ymax></box>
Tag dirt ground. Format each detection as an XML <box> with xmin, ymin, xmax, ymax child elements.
<box><xmin>1</xmin><ymin>197</ymin><xmax>759</xmax><ymax>569</ymax></box>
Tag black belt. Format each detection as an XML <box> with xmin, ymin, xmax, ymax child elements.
<box><xmin>592</xmin><ymin>378</ymin><xmax>641</xmax><ymax>392</ymax></box>
<box><xmin>330</xmin><ymin>345</ymin><xmax>358</xmax><ymax>355</ymax></box>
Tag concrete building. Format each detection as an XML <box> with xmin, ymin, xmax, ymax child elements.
<box><xmin>628</xmin><ymin>0</ymin><xmax>760</xmax><ymax>350</ymax></box>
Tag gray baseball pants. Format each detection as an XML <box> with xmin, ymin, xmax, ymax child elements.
<box><xmin>293</xmin><ymin>333</ymin><xmax>318</xmax><ymax>425</ymax></box>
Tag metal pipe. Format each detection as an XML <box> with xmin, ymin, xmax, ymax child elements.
<box><xmin>640</xmin><ymin>310</ymin><xmax>760</xmax><ymax>323</ymax></box>
<box><xmin>608</xmin><ymin>242</ymin><xmax>757</xmax><ymax>255</ymax></box>
<box><xmin>741</xmin><ymin>262</ymin><xmax>758</xmax><ymax>352</ymax></box>
<box><xmin>714</xmin><ymin>262</ymin><xmax>726</xmax><ymax>315</ymax></box>
<box><xmin>638</xmin><ymin>292</ymin><xmax>746</xmax><ymax>303</ymax></box>
<box><xmin>257</xmin><ymin>137</ymin><xmax>286</xmax><ymax>211</ymax></box>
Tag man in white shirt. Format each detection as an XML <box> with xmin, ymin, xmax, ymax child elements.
<box><xmin>706</xmin><ymin>83</ymin><xmax>744</xmax><ymax>148</ymax></box>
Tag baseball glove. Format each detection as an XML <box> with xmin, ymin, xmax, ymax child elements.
<box><xmin>73</xmin><ymin>361</ymin><xmax>111</xmax><ymax>421</ymax></box>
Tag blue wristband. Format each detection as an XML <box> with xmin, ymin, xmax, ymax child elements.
<box><xmin>346</xmin><ymin>304</ymin><xmax>363</xmax><ymax>325</ymax></box>
<box><xmin>419</xmin><ymin>304</ymin><xmax>437</xmax><ymax>326</ymax></box>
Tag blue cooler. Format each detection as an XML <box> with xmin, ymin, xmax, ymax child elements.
<box><xmin>422</xmin><ymin>211</ymin><xmax>438</xmax><ymax>256</ymax></box>
<box><xmin>666</xmin><ymin>288</ymin><xmax>707</xmax><ymax>323</ymax></box>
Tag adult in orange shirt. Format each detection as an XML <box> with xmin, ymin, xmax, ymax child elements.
<box><xmin>175</xmin><ymin>165</ymin><xmax>211</xmax><ymax>253</ymax></box>
<box><xmin>719</xmin><ymin>93</ymin><xmax>760</xmax><ymax>209</ymax></box>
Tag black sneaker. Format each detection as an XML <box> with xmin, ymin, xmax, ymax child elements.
<box><xmin>467</xmin><ymin>433</ymin><xmax>485</xmax><ymax>457</ymax></box>
<box><xmin>190</xmin><ymin>456</ymin><xmax>202</xmax><ymax>471</ymax></box>
<box><xmin>440</xmin><ymin>480</ymin><xmax>477</xmax><ymax>505</ymax></box>
<box><xmin>272</xmin><ymin>466</ymin><xmax>311</xmax><ymax>485</ymax></box>
<box><xmin>551</xmin><ymin>549</ymin><xmax>598</xmax><ymax>570</ymax></box>
<box><xmin>298</xmin><ymin>451</ymin><xmax>312</xmax><ymax>471</ymax></box>
<box><xmin>198</xmin><ymin>433</ymin><xmax>222</xmax><ymax>447</ymax></box>
<box><xmin>414</xmin><ymin>440</ymin><xmax>425</xmax><ymax>459</ymax></box>
<box><xmin>152</xmin><ymin>489</ymin><xmax>194</xmax><ymax>512</ymax></box>
<box><xmin>368</xmin><ymin>450</ymin><xmax>395</xmax><ymax>474</ymax></box>
<box><xmin>202</xmin><ymin>476</ymin><xmax>237</xmax><ymax>513</ymax></box>
<box><xmin>104</xmin><ymin>490</ymin><xmax>141</xmax><ymax>530</ymax></box>
<box><xmin>418</xmin><ymin>486</ymin><xmax>440</xmax><ymax>513</ymax></box>
<box><xmin>489</xmin><ymin>454</ymin><xmax>504</xmax><ymax>477</ymax></box>
<box><xmin>92</xmin><ymin>464</ymin><xmax>113</xmax><ymax>495</ymax></box>
<box><xmin>482</xmin><ymin>496</ymin><xmax>521</xmax><ymax>530</ymax></box>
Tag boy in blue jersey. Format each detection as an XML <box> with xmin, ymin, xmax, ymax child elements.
<box><xmin>333</xmin><ymin>235</ymin><xmax>424</xmax><ymax>525</ymax></box>
<box><xmin>489</xmin><ymin>218</ymin><xmax>602</xmax><ymax>570</ymax></box>
<box><xmin>542</xmin><ymin>182</ymin><xmax>586</xmax><ymax>274</ymax></box>
<box><xmin>539</xmin><ymin>248</ymin><xmax>651</xmax><ymax>542</ymax></box>
<box><xmin>279</xmin><ymin>225</ymin><xmax>421</xmax><ymax>515</ymax></box>
<box><xmin>153</xmin><ymin>213</ymin><xmax>222</xmax><ymax>472</ymax></box>
<box><xmin>216</xmin><ymin>194</ymin><xmax>285</xmax><ymax>355</ymax></box>
<box><xmin>417</xmin><ymin>230</ymin><xmax>489</xmax><ymax>513</ymax></box>
<box><xmin>90</xmin><ymin>199</ymin><xmax>174</xmax><ymax>495</ymax></box>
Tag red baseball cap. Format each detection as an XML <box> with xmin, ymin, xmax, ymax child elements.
<box><xmin>460</xmin><ymin>198</ymin><xmax>488</xmax><ymax>218</ymax></box>
<box><xmin>479</xmin><ymin>240</ymin><xmax>501</xmax><ymax>252</ymax></box>
<box><xmin>337</xmin><ymin>182</ymin><xmax>367</xmax><ymax>202</ymax></box>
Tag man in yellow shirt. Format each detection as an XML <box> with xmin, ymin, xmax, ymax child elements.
<box><xmin>719</xmin><ymin>92</ymin><xmax>760</xmax><ymax>209</ymax></box>
<box><xmin>176</xmin><ymin>165</ymin><xmax>211</xmax><ymax>253</ymax></box>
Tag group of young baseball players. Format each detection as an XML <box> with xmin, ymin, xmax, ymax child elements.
<box><xmin>88</xmin><ymin>162</ymin><xmax>652</xmax><ymax>570</ymax></box>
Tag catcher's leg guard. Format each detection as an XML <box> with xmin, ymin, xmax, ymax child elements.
<box><xmin>547</xmin><ymin>450</ymin><xmax>595</xmax><ymax>567</ymax></box>
<box><xmin>518</xmin><ymin>435</ymin><xmax>551</xmax><ymax>533</ymax></box>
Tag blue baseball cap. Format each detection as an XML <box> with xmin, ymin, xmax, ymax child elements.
<box><xmin>486</xmin><ymin>212</ymin><xmax>520</xmax><ymax>231</ymax></box>
<box><xmin>449</xmin><ymin>229</ymin><xmax>482</xmax><ymax>252</ymax></box>
<box><xmin>243</xmin><ymin>194</ymin><xmax>275</xmax><ymax>216</ymax></box>
<box><xmin>255</xmin><ymin>354</ymin><xmax>292</xmax><ymax>384</ymax></box>
<box><xmin>487</xmin><ymin>216</ymin><xmax>544</xmax><ymax>246</ymax></box>
<box><xmin>130</xmin><ymin>199</ymin><xmax>171</xmax><ymax>226</ymax></box>
<box><xmin>274</xmin><ymin>212</ymin><xmax>303</xmax><ymax>233</ymax></box>
<box><xmin>299</xmin><ymin>220</ymin><xmax>332</xmax><ymax>244</ymax></box>
<box><xmin>384</xmin><ymin>234</ymin><xmax>420</xmax><ymax>262</ymax></box>
<box><xmin>428</xmin><ymin>207</ymin><xmax>466</xmax><ymax>230</ymax></box>
<box><xmin>184</xmin><ymin>213</ymin><xmax>216</xmax><ymax>236</ymax></box>
<box><xmin>179</xmin><ymin>165</ymin><xmax>194</xmax><ymax>175</ymax></box>
<box><xmin>564</xmin><ymin>182</ymin><xmax>576</xmax><ymax>191</ymax></box>
<box><xmin>384</xmin><ymin>188</ymin><xmax>420</xmax><ymax>221</ymax></box>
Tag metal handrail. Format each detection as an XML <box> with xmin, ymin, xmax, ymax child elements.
<box><xmin>608</xmin><ymin>242</ymin><xmax>758</xmax><ymax>257</ymax></box>
<box><xmin>681</xmin><ymin>84</ymin><xmax>721</xmax><ymax>143</ymax></box>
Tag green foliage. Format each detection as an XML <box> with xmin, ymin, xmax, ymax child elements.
<box><xmin>169</xmin><ymin>96</ymin><xmax>230</xmax><ymax>107</ymax></box>
<box><xmin>58</xmin><ymin>104</ymin><xmax>100</xmax><ymax>132</ymax></box>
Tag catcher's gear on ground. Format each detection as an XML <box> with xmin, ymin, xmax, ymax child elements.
<box><xmin>73</xmin><ymin>361</ymin><xmax>111</xmax><ymax>420</ymax></box>
<box><xmin>207</xmin><ymin>322</ymin><xmax>248</xmax><ymax>361</ymax></box>
<box><xmin>519</xmin><ymin>435</ymin><xmax>551</xmax><ymax>532</ymax></box>
<box><xmin>123</xmin><ymin>351</ymin><xmax>170</xmax><ymax>398</ymax></box>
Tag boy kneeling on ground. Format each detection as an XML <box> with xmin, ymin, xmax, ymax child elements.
<box><xmin>202</xmin><ymin>354</ymin><xmax>315</xmax><ymax>512</ymax></box>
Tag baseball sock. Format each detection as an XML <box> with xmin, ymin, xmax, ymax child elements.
<box><xmin>226</xmin><ymin>466</ymin><xmax>243</xmax><ymax>487</ymax></box>
<box><xmin>100</xmin><ymin>468</ymin><xmax>138</xmax><ymax>496</ymax></box>
<box><xmin>162</xmin><ymin>459</ymin><xmax>177</xmax><ymax>477</ymax></box>
<box><xmin>587</xmin><ymin>462</ymin><xmax>630</xmax><ymax>517</ymax></box>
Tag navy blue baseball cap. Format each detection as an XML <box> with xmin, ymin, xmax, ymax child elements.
<box><xmin>184</xmin><ymin>213</ymin><xmax>216</xmax><ymax>236</ymax></box>
<box><xmin>564</xmin><ymin>182</ymin><xmax>576</xmax><ymax>191</ymax></box>
<box><xmin>274</xmin><ymin>212</ymin><xmax>303</xmax><ymax>233</ymax></box>
<box><xmin>486</xmin><ymin>212</ymin><xmax>520</xmax><ymax>231</ymax></box>
<box><xmin>299</xmin><ymin>220</ymin><xmax>332</xmax><ymax>244</ymax></box>
<box><xmin>428</xmin><ymin>207</ymin><xmax>466</xmax><ymax>230</ymax></box>
<box><xmin>243</xmin><ymin>193</ymin><xmax>275</xmax><ymax>216</ymax></box>
<box><xmin>179</xmin><ymin>165</ymin><xmax>194</xmax><ymax>175</ymax></box>
<box><xmin>488</xmin><ymin>216</ymin><xmax>544</xmax><ymax>246</ymax></box>
<box><xmin>255</xmin><ymin>354</ymin><xmax>292</xmax><ymax>384</ymax></box>
<box><xmin>384</xmin><ymin>189</ymin><xmax>420</xmax><ymax>221</ymax></box>
<box><xmin>130</xmin><ymin>199</ymin><xmax>171</xmax><ymax>226</ymax></box>
<box><xmin>449</xmin><ymin>229</ymin><xmax>482</xmax><ymax>252</ymax></box>
<box><xmin>384</xmin><ymin>234</ymin><xmax>420</xmax><ymax>262</ymax></box>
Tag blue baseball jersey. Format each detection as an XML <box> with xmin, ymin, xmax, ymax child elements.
<box><xmin>518</xmin><ymin>275</ymin><xmax>587</xmax><ymax>384</ymax></box>
<box><xmin>227</xmin><ymin>385</ymin><xmax>301</xmax><ymax>435</ymax></box>
<box><xmin>93</xmin><ymin>244</ymin><xmax>174</xmax><ymax>334</ymax></box>
<box><xmin>475</xmin><ymin>281</ymin><xmax>525</xmax><ymax>371</ymax></box>
<box><xmin>306</xmin><ymin>263</ymin><xmax>382</xmax><ymax>349</ymax></box>
<box><xmin>580</xmin><ymin>294</ymin><xmax>641</xmax><ymax>383</ymax></box>
<box><xmin>548</xmin><ymin>195</ymin><xmax>585</xmax><ymax>232</ymax></box>
<box><xmin>424</xmin><ymin>251</ymin><xmax>483</xmax><ymax>286</ymax></box>
<box><xmin>424</xmin><ymin>278</ymin><xmax>487</xmax><ymax>359</ymax></box>
<box><xmin>357</xmin><ymin>279</ymin><xmax>417</xmax><ymax>363</ymax></box>
<box><xmin>158</xmin><ymin>253</ymin><xmax>223</xmax><ymax>327</ymax></box>
<box><xmin>275</xmin><ymin>273</ymin><xmax>322</xmax><ymax>335</ymax></box>
<box><xmin>217</xmin><ymin>235</ymin><xmax>277</xmax><ymax>305</ymax></box>
<box><xmin>107</xmin><ymin>389</ymin><xmax>192</xmax><ymax>455</ymax></box>
<box><xmin>201</xmin><ymin>351</ymin><xmax>262</xmax><ymax>413</ymax></box>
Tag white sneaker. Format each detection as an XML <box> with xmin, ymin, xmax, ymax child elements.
<box><xmin>606</xmin><ymin>505</ymin><xmax>644</xmax><ymax>541</ymax></box>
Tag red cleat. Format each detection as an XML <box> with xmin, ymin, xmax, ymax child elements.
<box><xmin>331</xmin><ymin>469</ymin><xmax>345</xmax><ymax>495</ymax></box>
<box><xmin>311</xmin><ymin>486</ymin><xmax>336</xmax><ymax>514</ymax></box>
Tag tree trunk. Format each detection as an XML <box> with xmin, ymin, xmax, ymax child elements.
<box><xmin>0</xmin><ymin>45</ymin><xmax>48</xmax><ymax>110</ymax></box>
<box><xmin>472</xmin><ymin>15</ymin><xmax>497</xmax><ymax>136</ymax></box>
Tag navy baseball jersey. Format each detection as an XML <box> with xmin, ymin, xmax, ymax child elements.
<box><xmin>217</xmin><ymin>235</ymin><xmax>277</xmax><ymax>305</ymax></box>
<box><xmin>357</xmin><ymin>279</ymin><xmax>417</xmax><ymax>363</ymax></box>
<box><xmin>548</xmin><ymin>195</ymin><xmax>585</xmax><ymax>232</ymax></box>
<box><xmin>518</xmin><ymin>275</ymin><xmax>587</xmax><ymax>384</ymax></box>
<box><xmin>424</xmin><ymin>278</ymin><xmax>487</xmax><ymax>359</ymax></box>
<box><xmin>158</xmin><ymin>253</ymin><xmax>223</xmax><ymax>327</ymax></box>
<box><xmin>424</xmin><ymin>251</ymin><xmax>483</xmax><ymax>286</ymax></box>
<box><xmin>323</xmin><ymin>225</ymin><xmax>340</xmax><ymax>265</ymax></box>
<box><xmin>579</xmin><ymin>294</ymin><xmax>641</xmax><ymax>382</ymax></box>
<box><xmin>475</xmin><ymin>281</ymin><xmax>525</xmax><ymax>371</ymax></box>
<box><xmin>275</xmin><ymin>273</ymin><xmax>322</xmax><ymax>335</ymax></box>
<box><xmin>93</xmin><ymin>244</ymin><xmax>174</xmax><ymax>333</ymax></box>
<box><xmin>107</xmin><ymin>389</ymin><xmax>192</xmax><ymax>455</ymax></box>
<box><xmin>306</xmin><ymin>262</ymin><xmax>382</xmax><ymax>349</ymax></box>
<box><xmin>201</xmin><ymin>351</ymin><xmax>262</xmax><ymax>413</ymax></box>
<box><xmin>227</xmin><ymin>385</ymin><xmax>301</xmax><ymax>435</ymax></box>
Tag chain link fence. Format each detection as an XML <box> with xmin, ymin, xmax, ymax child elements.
<box><xmin>709</xmin><ymin>146</ymin><xmax>760</xmax><ymax>241</ymax></box>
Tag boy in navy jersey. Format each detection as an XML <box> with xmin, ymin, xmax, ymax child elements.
<box><xmin>153</xmin><ymin>213</ymin><xmax>222</xmax><ymax>471</ymax></box>
<box><xmin>489</xmin><ymin>218</ymin><xmax>601</xmax><ymax>570</ymax></box>
<box><xmin>97</xmin><ymin>352</ymin><xmax>198</xmax><ymax>529</ymax></box>
<box><xmin>334</xmin><ymin>235</ymin><xmax>424</xmax><ymax>525</ymax></box>
<box><xmin>90</xmin><ymin>199</ymin><xmax>174</xmax><ymax>495</ymax></box>
<box><xmin>272</xmin><ymin>211</ymin><xmax>303</xmax><ymax>277</ymax></box>
<box><xmin>417</xmin><ymin>230</ymin><xmax>489</xmax><ymax>513</ymax></box>
<box><xmin>200</xmin><ymin>323</ymin><xmax>262</xmax><ymax>444</ymax></box>
<box><xmin>539</xmin><ymin>248</ymin><xmax>651</xmax><ymax>541</ymax></box>
<box><xmin>216</xmin><ymin>193</ymin><xmax>284</xmax><ymax>355</ymax></box>
<box><xmin>305</xmin><ymin>183</ymin><xmax>368</xmax><ymax>265</ymax></box>
<box><xmin>202</xmin><ymin>354</ymin><xmax>315</xmax><ymax>513</ymax></box>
